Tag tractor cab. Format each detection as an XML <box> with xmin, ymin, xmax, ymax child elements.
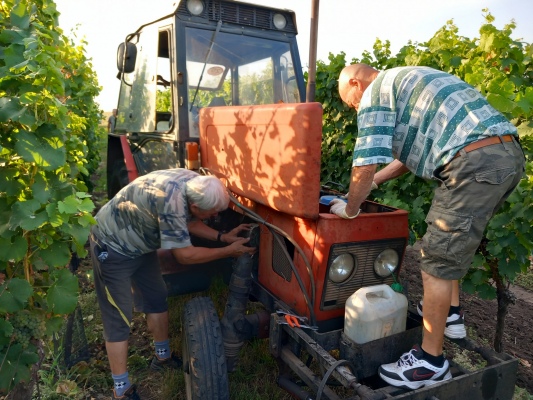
<box><xmin>109</xmin><ymin>0</ymin><xmax>305</xmax><ymax>198</ymax></box>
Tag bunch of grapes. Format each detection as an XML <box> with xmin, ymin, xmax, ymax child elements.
<box><xmin>10</xmin><ymin>310</ymin><xmax>47</xmax><ymax>349</ymax></box>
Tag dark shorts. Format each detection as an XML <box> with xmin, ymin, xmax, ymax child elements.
<box><xmin>89</xmin><ymin>228</ymin><xmax>168</xmax><ymax>342</ymax></box>
<box><xmin>420</xmin><ymin>136</ymin><xmax>525</xmax><ymax>280</ymax></box>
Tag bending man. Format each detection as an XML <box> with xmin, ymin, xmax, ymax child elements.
<box><xmin>334</xmin><ymin>63</ymin><xmax>524</xmax><ymax>390</ymax></box>
<box><xmin>89</xmin><ymin>168</ymin><xmax>255</xmax><ymax>399</ymax></box>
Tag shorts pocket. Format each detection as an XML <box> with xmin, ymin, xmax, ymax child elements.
<box><xmin>91</xmin><ymin>238</ymin><xmax>108</xmax><ymax>263</ymax></box>
<box><xmin>474</xmin><ymin>165</ymin><xmax>516</xmax><ymax>185</ymax></box>
<box><xmin>423</xmin><ymin>207</ymin><xmax>472</xmax><ymax>266</ymax></box>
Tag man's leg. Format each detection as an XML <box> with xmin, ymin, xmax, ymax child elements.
<box><xmin>420</xmin><ymin>271</ymin><xmax>453</xmax><ymax>356</ymax></box>
<box><xmin>106</xmin><ymin>340</ymin><xmax>129</xmax><ymax>375</ymax></box>
<box><xmin>146</xmin><ymin>311</ymin><xmax>169</xmax><ymax>342</ymax></box>
<box><xmin>147</xmin><ymin>310</ymin><xmax>182</xmax><ymax>370</ymax></box>
<box><xmin>451</xmin><ymin>280</ymin><xmax>460</xmax><ymax>307</ymax></box>
<box><xmin>89</xmin><ymin>233</ymin><xmax>137</xmax><ymax>398</ymax></box>
<box><xmin>130</xmin><ymin>254</ymin><xmax>181</xmax><ymax>371</ymax></box>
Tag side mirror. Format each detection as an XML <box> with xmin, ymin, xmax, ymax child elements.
<box><xmin>117</xmin><ymin>42</ymin><xmax>137</xmax><ymax>73</ymax></box>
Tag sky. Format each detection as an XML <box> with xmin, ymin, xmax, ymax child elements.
<box><xmin>54</xmin><ymin>0</ymin><xmax>533</xmax><ymax>112</ymax></box>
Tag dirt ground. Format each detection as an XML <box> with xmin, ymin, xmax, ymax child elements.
<box><xmin>399</xmin><ymin>244</ymin><xmax>533</xmax><ymax>394</ymax></box>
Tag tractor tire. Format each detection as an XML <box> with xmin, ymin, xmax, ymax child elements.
<box><xmin>182</xmin><ymin>297</ymin><xmax>229</xmax><ymax>400</ymax></box>
<box><xmin>107</xmin><ymin>159</ymin><xmax>129</xmax><ymax>199</ymax></box>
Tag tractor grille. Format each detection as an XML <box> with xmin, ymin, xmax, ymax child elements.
<box><xmin>177</xmin><ymin>0</ymin><xmax>297</xmax><ymax>34</ymax></box>
<box><xmin>272</xmin><ymin>233</ymin><xmax>293</xmax><ymax>282</ymax></box>
<box><xmin>321</xmin><ymin>238</ymin><xmax>406</xmax><ymax>310</ymax></box>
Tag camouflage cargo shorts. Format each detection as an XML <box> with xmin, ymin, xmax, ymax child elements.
<box><xmin>420</xmin><ymin>135</ymin><xmax>525</xmax><ymax>280</ymax></box>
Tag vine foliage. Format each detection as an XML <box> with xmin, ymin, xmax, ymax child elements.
<box><xmin>0</xmin><ymin>0</ymin><xmax>103</xmax><ymax>393</ymax></box>
<box><xmin>317</xmin><ymin>12</ymin><xmax>533</xmax><ymax>351</ymax></box>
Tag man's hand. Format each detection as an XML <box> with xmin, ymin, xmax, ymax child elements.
<box><xmin>330</xmin><ymin>199</ymin><xmax>360</xmax><ymax>219</ymax></box>
<box><xmin>171</xmin><ymin>238</ymin><xmax>256</xmax><ymax>264</ymax></box>
<box><xmin>220</xmin><ymin>224</ymin><xmax>253</xmax><ymax>243</ymax></box>
<box><xmin>226</xmin><ymin>237</ymin><xmax>256</xmax><ymax>257</ymax></box>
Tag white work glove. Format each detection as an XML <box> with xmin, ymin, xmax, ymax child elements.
<box><xmin>329</xmin><ymin>199</ymin><xmax>361</xmax><ymax>219</ymax></box>
<box><xmin>341</xmin><ymin>181</ymin><xmax>378</xmax><ymax>199</ymax></box>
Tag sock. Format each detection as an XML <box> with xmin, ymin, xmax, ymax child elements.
<box><xmin>154</xmin><ymin>339</ymin><xmax>171</xmax><ymax>360</ymax></box>
<box><xmin>112</xmin><ymin>372</ymin><xmax>131</xmax><ymax>397</ymax></box>
<box><xmin>449</xmin><ymin>305</ymin><xmax>461</xmax><ymax>316</ymax></box>
<box><xmin>421</xmin><ymin>349</ymin><xmax>445</xmax><ymax>367</ymax></box>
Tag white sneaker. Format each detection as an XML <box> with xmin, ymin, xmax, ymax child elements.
<box><xmin>417</xmin><ymin>301</ymin><xmax>466</xmax><ymax>339</ymax></box>
<box><xmin>379</xmin><ymin>344</ymin><xmax>452</xmax><ymax>390</ymax></box>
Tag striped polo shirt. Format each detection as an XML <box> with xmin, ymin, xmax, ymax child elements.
<box><xmin>352</xmin><ymin>66</ymin><xmax>517</xmax><ymax>179</ymax></box>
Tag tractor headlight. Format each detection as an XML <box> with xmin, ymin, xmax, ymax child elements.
<box><xmin>329</xmin><ymin>253</ymin><xmax>356</xmax><ymax>283</ymax></box>
<box><xmin>187</xmin><ymin>0</ymin><xmax>204</xmax><ymax>16</ymax></box>
<box><xmin>273</xmin><ymin>13</ymin><xmax>287</xmax><ymax>30</ymax></box>
<box><xmin>374</xmin><ymin>249</ymin><xmax>399</xmax><ymax>277</ymax></box>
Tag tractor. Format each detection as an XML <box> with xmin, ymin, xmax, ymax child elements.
<box><xmin>109</xmin><ymin>1</ymin><xmax>518</xmax><ymax>398</ymax></box>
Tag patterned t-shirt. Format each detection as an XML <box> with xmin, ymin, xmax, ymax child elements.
<box><xmin>352</xmin><ymin>66</ymin><xmax>517</xmax><ymax>179</ymax></box>
<box><xmin>94</xmin><ymin>168</ymin><xmax>199</xmax><ymax>257</ymax></box>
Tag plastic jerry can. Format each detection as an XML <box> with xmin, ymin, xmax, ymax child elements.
<box><xmin>344</xmin><ymin>284</ymin><xmax>408</xmax><ymax>344</ymax></box>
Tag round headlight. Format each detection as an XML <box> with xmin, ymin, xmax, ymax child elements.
<box><xmin>329</xmin><ymin>254</ymin><xmax>356</xmax><ymax>283</ymax></box>
<box><xmin>187</xmin><ymin>0</ymin><xmax>204</xmax><ymax>16</ymax></box>
<box><xmin>273</xmin><ymin>13</ymin><xmax>287</xmax><ymax>30</ymax></box>
<box><xmin>374</xmin><ymin>249</ymin><xmax>399</xmax><ymax>277</ymax></box>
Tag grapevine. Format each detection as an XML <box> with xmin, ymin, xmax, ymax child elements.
<box><xmin>0</xmin><ymin>0</ymin><xmax>102</xmax><ymax>394</ymax></box>
<box><xmin>9</xmin><ymin>311</ymin><xmax>46</xmax><ymax>350</ymax></box>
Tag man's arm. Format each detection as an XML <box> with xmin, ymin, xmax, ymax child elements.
<box><xmin>344</xmin><ymin>164</ymin><xmax>378</xmax><ymax>217</ymax></box>
<box><xmin>373</xmin><ymin>160</ymin><xmax>409</xmax><ymax>185</ymax></box>
<box><xmin>187</xmin><ymin>220</ymin><xmax>251</xmax><ymax>243</ymax></box>
<box><xmin>171</xmin><ymin>240</ymin><xmax>253</xmax><ymax>264</ymax></box>
<box><xmin>187</xmin><ymin>219</ymin><xmax>221</xmax><ymax>242</ymax></box>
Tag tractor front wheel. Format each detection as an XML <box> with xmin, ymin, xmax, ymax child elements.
<box><xmin>182</xmin><ymin>297</ymin><xmax>229</xmax><ymax>400</ymax></box>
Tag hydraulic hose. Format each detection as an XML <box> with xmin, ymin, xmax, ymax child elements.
<box><xmin>200</xmin><ymin>168</ymin><xmax>317</xmax><ymax>326</ymax></box>
<box><xmin>227</xmin><ymin>192</ymin><xmax>317</xmax><ymax>326</ymax></box>
<box><xmin>220</xmin><ymin>253</ymin><xmax>253</xmax><ymax>372</ymax></box>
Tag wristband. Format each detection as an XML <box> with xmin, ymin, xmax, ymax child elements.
<box><xmin>217</xmin><ymin>231</ymin><xmax>223</xmax><ymax>242</ymax></box>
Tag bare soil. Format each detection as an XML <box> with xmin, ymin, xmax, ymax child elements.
<box><xmin>399</xmin><ymin>244</ymin><xmax>533</xmax><ymax>394</ymax></box>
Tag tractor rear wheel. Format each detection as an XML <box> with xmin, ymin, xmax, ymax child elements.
<box><xmin>107</xmin><ymin>159</ymin><xmax>129</xmax><ymax>199</ymax></box>
<box><xmin>182</xmin><ymin>297</ymin><xmax>229</xmax><ymax>400</ymax></box>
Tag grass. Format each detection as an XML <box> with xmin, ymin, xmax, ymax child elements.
<box><xmin>515</xmin><ymin>387</ymin><xmax>533</xmax><ymax>400</ymax></box>
<box><xmin>165</xmin><ymin>278</ymin><xmax>292</xmax><ymax>400</ymax></box>
<box><xmin>515</xmin><ymin>265</ymin><xmax>533</xmax><ymax>291</ymax></box>
<box><xmin>443</xmin><ymin>309</ymin><xmax>533</xmax><ymax>400</ymax></box>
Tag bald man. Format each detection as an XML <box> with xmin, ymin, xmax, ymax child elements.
<box><xmin>335</xmin><ymin>63</ymin><xmax>524</xmax><ymax>390</ymax></box>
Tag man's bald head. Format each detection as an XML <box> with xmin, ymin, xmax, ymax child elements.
<box><xmin>338</xmin><ymin>63</ymin><xmax>379</xmax><ymax>111</ymax></box>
